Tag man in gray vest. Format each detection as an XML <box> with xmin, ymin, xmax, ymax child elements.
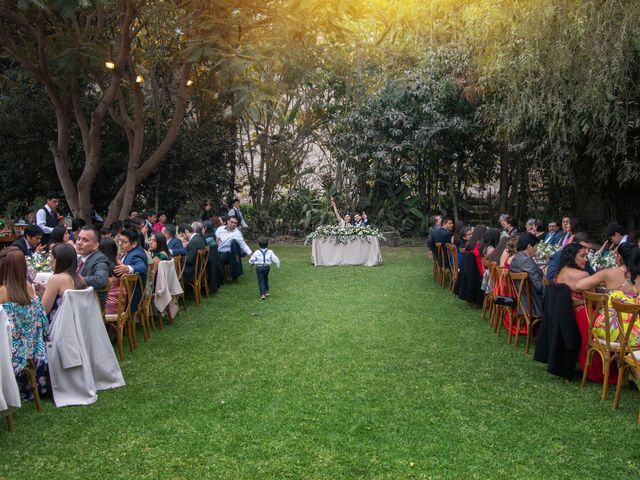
<box><xmin>35</xmin><ymin>192</ymin><xmax>61</xmax><ymax>245</ymax></box>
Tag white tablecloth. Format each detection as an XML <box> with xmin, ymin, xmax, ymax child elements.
<box><xmin>311</xmin><ymin>237</ymin><xmax>382</xmax><ymax>267</ymax></box>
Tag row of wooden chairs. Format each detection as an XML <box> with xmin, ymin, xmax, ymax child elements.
<box><xmin>433</xmin><ymin>251</ymin><xmax>640</xmax><ymax>424</ymax></box>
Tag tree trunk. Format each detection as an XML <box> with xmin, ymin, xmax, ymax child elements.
<box><xmin>498</xmin><ymin>150</ymin><xmax>510</xmax><ymax>214</ymax></box>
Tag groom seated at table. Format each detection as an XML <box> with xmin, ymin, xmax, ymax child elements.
<box><xmin>217</xmin><ymin>216</ymin><xmax>252</xmax><ymax>279</ymax></box>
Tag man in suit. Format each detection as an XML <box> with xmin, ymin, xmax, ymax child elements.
<box><xmin>113</xmin><ymin>228</ymin><xmax>148</xmax><ymax>312</ymax></box>
<box><xmin>542</xmin><ymin>220</ymin><xmax>561</xmax><ymax>245</ymax></box>
<box><xmin>178</xmin><ymin>223</ymin><xmax>206</xmax><ymax>283</ymax></box>
<box><xmin>76</xmin><ymin>226</ymin><xmax>110</xmax><ymax>308</ymax></box>
<box><xmin>163</xmin><ymin>224</ymin><xmax>187</xmax><ymax>256</ymax></box>
<box><xmin>11</xmin><ymin>225</ymin><xmax>44</xmax><ymax>257</ymax></box>
<box><xmin>509</xmin><ymin>232</ymin><xmax>544</xmax><ymax>317</ymax></box>
<box><xmin>35</xmin><ymin>192</ymin><xmax>61</xmax><ymax>245</ymax></box>
<box><xmin>428</xmin><ymin>216</ymin><xmax>453</xmax><ymax>259</ymax></box>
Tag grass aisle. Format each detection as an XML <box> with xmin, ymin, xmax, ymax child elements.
<box><xmin>1</xmin><ymin>245</ymin><xmax>639</xmax><ymax>479</ymax></box>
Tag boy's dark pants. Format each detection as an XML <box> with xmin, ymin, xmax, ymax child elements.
<box><xmin>256</xmin><ymin>265</ymin><xmax>270</xmax><ymax>295</ymax></box>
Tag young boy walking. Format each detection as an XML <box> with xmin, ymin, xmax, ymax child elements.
<box><xmin>248</xmin><ymin>236</ymin><xmax>281</xmax><ymax>299</ymax></box>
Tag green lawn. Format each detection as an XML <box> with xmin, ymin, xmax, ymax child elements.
<box><xmin>2</xmin><ymin>245</ymin><xmax>639</xmax><ymax>479</ymax></box>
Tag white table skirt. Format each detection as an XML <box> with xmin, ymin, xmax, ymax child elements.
<box><xmin>311</xmin><ymin>237</ymin><xmax>382</xmax><ymax>267</ymax></box>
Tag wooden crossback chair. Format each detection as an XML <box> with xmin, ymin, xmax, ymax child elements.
<box><xmin>432</xmin><ymin>248</ymin><xmax>440</xmax><ymax>283</ymax></box>
<box><xmin>173</xmin><ymin>255</ymin><xmax>187</xmax><ymax>309</ymax></box>
<box><xmin>493</xmin><ymin>267</ymin><xmax>514</xmax><ymax>339</ymax></box>
<box><xmin>611</xmin><ymin>300</ymin><xmax>640</xmax><ymax>424</ymax></box>
<box><xmin>189</xmin><ymin>249</ymin><xmax>209</xmax><ymax>306</ymax></box>
<box><xmin>510</xmin><ymin>271</ymin><xmax>542</xmax><ymax>354</ymax></box>
<box><xmin>481</xmin><ymin>259</ymin><xmax>494</xmax><ymax>321</ymax></box>
<box><xmin>435</xmin><ymin>242</ymin><xmax>450</xmax><ymax>288</ymax></box>
<box><xmin>446</xmin><ymin>243</ymin><xmax>459</xmax><ymax>292</ymax></box>
<box><xmin>581</xmin><ymin>291</ymin><xmax>617</xmax><ymax>400</ymax></box>
<box><xmin>136</xmin><ymin>263</ymin><xmax>156</xmax><ymax>339</ymax></box>
<box><xmin>94</xmin><ymin>277</ymin><xmax>113</xmax><ymax>318</ymax></box>
<box><xmin>202</xmin><ymin>248</ymin><xmax>211</xmax><ymax>298</ymax></box>
<box><xmin>104</xmin><ymin>274</ymin><xmax>139</xmax><ymax>361</ymax></box>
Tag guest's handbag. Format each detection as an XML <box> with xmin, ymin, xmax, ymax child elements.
<box><xmin>493</xmin><ymin>295</ymin><xmax>515</xmax><ymax>307</ymax></box>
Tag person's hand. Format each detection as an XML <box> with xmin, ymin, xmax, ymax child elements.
<box><xmin>362</xmin><ymin>211</ymin><xmax>367</xmax><ymax>220</ymax></box>
<box><xmin>35</xmin><ymin>244</ymin><xmax>45</xmax><ymax>254</ymax></box>
<box><xmin>113</xmin><ymin>264</ymin><xmax>129</xmax><ymax>277</ymax></box>
<box><xmin>34</xmin><ymin>281</ymin><xmax>46</xmax><ymax>295</ymax></box>
<box><xmin>141</xmin><ymin>224</ymin><xmax>149</xmax><ymax>236</ymax></box>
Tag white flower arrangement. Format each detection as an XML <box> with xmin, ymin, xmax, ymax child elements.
<box><xmin>587</xmin><ymin>250</ymin><xmax>617</xmax><ymax>270</ymax></box>
<box><xmin>26</xmin><ymin>252</ymin><xmax>51</xmax><ymax>273</ymax></box>
<box><xmin>537</xmin><ymin>242</ymin><xmax>561</xmax><ymax>259</ymax></box>
<box><xmin>304</xmin><ymin>225</ymin><xmax>386</xmax><ymax>245</ymax></box>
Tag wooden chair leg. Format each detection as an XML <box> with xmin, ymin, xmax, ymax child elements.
<box><xmin>601</xmin><ymin>355</ymin><xmax>611</xmax><ymax>400</ymax></box>
<box><xmin>23</xmin><ymin>365</ymin><xmax>43</xmax><ymax>412</ymax></box>
<box><xmin>513</xmin><ymin>318</ymin><xmax>522</xmax><ymax>348</ymax></box>
<box><xmin>6</xmin><ymin>414</ymin><xmax>14</xmax><ymax>432</ymax></box>
<box><xmin>581</xmin><ymin>349</ymin><xmax>593</xmax><ymax>388</ymax></box>
<box><xmin>127</xmin><ymin>319</ymin><xmax>136</xmax><ymax>352</ymax></box>
<box><xmin>612</xmin><ymin>364</ymin><xmax>626</xmax><ymax>410</ymax></box>
<box><xmin>525</xmin><ymin>324</ymin><xmax>532</xmax><ymax>354</ymax></box>
<box><xmin>116</xmin><ymin>325</ymin><xmax>125</xmax><ymax>361</ymax></box>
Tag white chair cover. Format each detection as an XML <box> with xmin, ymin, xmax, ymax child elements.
<box><xmin>0</xmin><ymin>307</ymin><xmax>20</xmax><ymax>418</ymax></box>
<box><xmin>47</xmin><ymin>287</ymin><xmax>125</xmax><ymax>407</ymax></box>
<box><xmin>154</xmin><ymin>259</ymin><xmax>183</xmax><ymax>317</ymax></box>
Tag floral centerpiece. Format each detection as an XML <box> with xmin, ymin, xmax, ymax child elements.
<box><xmin>537</xmin><ymin>242</ymin><xmax>561</xmax><ymax>260</ymax></box>
<box><xmin>305</xmin><ymin>225</ymin><xmax>386</xmax><ymax>245</ymax></box>
<box><xmin>26</xmin><ymin>252</ymin><xmax>52</xmax><ymax>277</ymax></box>
<box><xmin>587</xmin><ymin>250</ymin><xmax>617</xmax><ymax>271</ymax></box>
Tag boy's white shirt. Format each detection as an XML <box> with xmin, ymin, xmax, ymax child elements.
<box><xmin>249</xmin><ymin>248</ymin><xmax>281</xmax><ymax>268</ymax></box>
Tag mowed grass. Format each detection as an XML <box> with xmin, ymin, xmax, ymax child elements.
<box><xmin>1</xmin><ymin>245</ymin><xmax>640</xmax><ymax>479</ymax></box>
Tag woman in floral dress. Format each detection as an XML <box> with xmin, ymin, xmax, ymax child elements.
<box><xmin>0</xmin><ymin>247</ymin><xmax>49</xmax><ymax>400</ymax></box>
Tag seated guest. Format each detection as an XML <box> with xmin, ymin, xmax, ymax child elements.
<box><xmin>554</xmin><ymin>242</ymin><xmax>603</xmax><ymax>381</ymax></box>
<box><xmin>353</xmin><ymin>211</ymin><xmax>369</xmax><ymax>227</ymax></box>
<box><xmin>500</xmin><ymin>214</ymin><xmax>518</xmax><ymax>236</ymax></box>
<box><xmin>546</xmin><ymin>232</ymin><xmax>595</xmax><ymax>281</ymax></box>
<box><xmin>542</xmin><ymin>220</ymin><xmax>561</xmax><ymax>245</ymax></box>
<box><xmin>153</xmin><ymin>212</ymin><xmax>167</xmax><ymax>233</ymax></box>
<box><xmin>0</xmin><ymin>247</ymin><xmax>49</xmax><ymax>400</ymax></box>
<box><xmin>99</xmin><ymin>237</ymin><xmax>121</xmax><ymax>315</ymax></box>
<box><xmin>480</xmin><ymin>227</ymin><xmax>501</xmax><ymax>259</ymax></box>
<box><xmin>429</xmin><ymin>216</ymin><xmax>454</xmax><ymax>260</ymax></box>
<box><xmin>216</xmin><ymin>216</ymin><xmax>252</xmax><ymax>263</ymax></box>
<box><xmin>48</xmin><ymin>225</ymin><xmax>73</xmax><ymax>250</ymax></box>
<box><xmin>70</xmin><ymin>218</ymin><xmax>86</xmax><ymax>242</ymax></box>
<box><xmin>526</xmin><ymin>218</ymin><xmax>545</xmax><ymax>240</ymax></box>
<box><xmin>499</xmin><ymin>235</ymin><xmax>519</xmax><ymax>268</ymax></box>
<box><xmin>489</xmin><ymin>236</ymin><xmax>509</xmax><ymax>265</ymax></box>
<box><xmin>330</xmin><ymin>197</ymin><xmax>351</xmax><ymax>226</ymax></box>
<box><xmin>202</xmin><ymin>221</ymin><xmax>217</xmax><ymax>247</ymax></box>
<box><xmin>149</xmin><ymin>232</ymin><xmax>172</xmax><ymax>267</ymax></box>
<box><xmin>163</xmin><ymin>224</ymin><xmax>187</xmax><ymax>257</ymax></box>
<box><xmin>604</xmin><ymin>222</ymin><xmax>628</xmax><ymax>252</ymax></box>
<box><xmin>76</xmin><ymin>226</ymin><xmax>110</xmax><ymax>308</ymax></box>
<box><xmin>464</xmin><ymin>224</ymin><xmax>487</xmax><ymax>276</ymax></box>
<box><xmin>37</xmin><ymin>244</ymin><xmax>86</xmax><ymax>323</ymax></box>
<box><xmin>558</xmin><ymin>216</ymin><xmax>580</xmax><ymax>246</ymax></box>
<box><xmin>178</xmin><ymin>223</ymin><xmax>206</xmax><ymax>282</ymax></box>
<box><xmin>11</xmin><ymin>224</ymin><xmax>43</xmax><ymax>257</ymax></box>
<box><xmin>427</xmin><ymin>215</ymin><xmax>443</xmax><ymax>256</ymax></box>
<box><xmin>113</xmin><ymin>229</ymin><xmax>148</xmax><ymax>312</ymax></box>
<box><xmin>509</xmin><ymin>232</ymin><xmax>544</xmax><ymax>316</ymax></box>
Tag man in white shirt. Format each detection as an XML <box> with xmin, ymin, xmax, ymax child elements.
<box><xmin>35</xmin><ymin>192</ymin><xmax>61</xmax><ymax>245</ymax></box>
<box><xmin>217</xmin><ymin>217</ymin><xmax>252</xmax><ymax>257</ymax></box>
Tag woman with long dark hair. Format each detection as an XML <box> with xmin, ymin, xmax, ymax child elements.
<box><xmin>100</xmin><ymin>237</ymin><xmax>122</xmax><ymax>316</ymax></box>
<box><xmin>0</xmin><ymin>247</ymin><xmax>49</xmax><ymax>400</ymax></box>
<box><xmin>39</xmin><ymin>243</ymin><xmax>86</xmax><ymax>322</ymax></box>
<box><xmin>465</xmin><ymin>224</ymin><xmax>487</xmax><ymax>276</ymax></box>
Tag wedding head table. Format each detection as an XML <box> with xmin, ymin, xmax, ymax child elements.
<box><xmin>311</xmin><ymin>236</ymin><xmax>382</xmax><ymax>266</ymax></box>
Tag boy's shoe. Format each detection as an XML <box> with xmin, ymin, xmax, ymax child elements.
<box><xmin>260</xmin><ymin>295</ymin><xmax>266</xmax><ymax>300</ymax></box>
<box><xmin>265</xmin><ymin>292</ymin><xmax>270</xmax><ymax>297</ymax></box>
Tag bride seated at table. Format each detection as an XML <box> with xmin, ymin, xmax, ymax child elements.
<box><xmin>36</xmin><ymin>244</ymin><xmax>86</xmax><ymax>323</ymax></box>
<box><xmin>330</xmin><ymin>197</ymin><xmax>352</xmax><ymax>227</ymax></box>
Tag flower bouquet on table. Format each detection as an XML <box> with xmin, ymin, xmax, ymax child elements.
<box><xmin>587</xmin><ymin>250</ymin><xmax>617</xmax><ymax>271</ymax></box>
<box><xmin>305</xmin><ymin>225</ymin><xmax>385</xmax><ymax>245</ymax></box>
<box><xmin>537</xmin><ymin>242</ymin><xmax>561</xmax><ymax>261</ymax></box>
<box><xmin>26</xmin><ymin>252</ymin><xmax>51</xmax><ymax>283</ymax></box>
